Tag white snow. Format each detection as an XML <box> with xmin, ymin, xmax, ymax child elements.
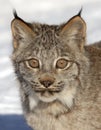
<box><xmin>0</xmin><ymin>0</ymin><xmax>101</xmax><ymax>114</ymax></box>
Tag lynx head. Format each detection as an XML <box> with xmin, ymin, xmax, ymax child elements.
<box><xmin>11</xmin><ymin>10</ymin><xmax>86</xmax><ymax>109</ymax></box>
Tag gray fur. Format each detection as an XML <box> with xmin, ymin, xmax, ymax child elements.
<box><xmin>11</xmin><ymin>14</ymin><xmax>101</xmax><ymax>130</ymax></box>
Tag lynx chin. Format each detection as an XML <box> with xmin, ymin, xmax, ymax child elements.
<box><xmin>11</xmin><ymin>9</ymin><xmax>101</xmax><ymax>130</ymax></box>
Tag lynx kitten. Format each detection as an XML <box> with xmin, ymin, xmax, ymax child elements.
<box><xmin>11</xmin><ymin>10</ymin><xmax>101</xmax><ymax>130</ymax></box>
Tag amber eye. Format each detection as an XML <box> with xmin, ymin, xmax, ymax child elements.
<box><xmin>27</xmin><ymin>58</ymin><xmax>39</xmax><ymax>68</ymax></box>
<box><xmin>56</xmin><ymin>59</ymin><xmax>69</xmax><ymax>69</ymax></box>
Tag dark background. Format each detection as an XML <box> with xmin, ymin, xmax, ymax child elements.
<box><xmin>0</xmin><ymin>115</ymin><xmax>32</xmax><ymax>130</ymax></box>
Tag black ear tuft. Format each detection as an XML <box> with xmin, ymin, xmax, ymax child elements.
<box><xmin>77</xmin><ymin>8</ymin><xmax>83</xmax><ymax>17</ymax></box>
<box><xmin>13</xmin><ymin>9</ymin><xmax>25</xmax><ymax>22</ymax></box>
<box><xmin>13</xmin><ymin>9</ymin><xmax>23</xmax><ymax>21</ymax></box>
<box><xmin>13</xmin><ymin>9</ymin><xmax>19</xmax><ymax>19</ymax></box>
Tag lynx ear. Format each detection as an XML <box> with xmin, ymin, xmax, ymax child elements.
<box><xmin>11</xmin><ymin>11</ymin><xmax>35</xmax><ymax>49</ymax></box>
<box><xmin>60</xmin><ymin>13</ymin><xmax>86</xmax><ymax>48</ymax></box>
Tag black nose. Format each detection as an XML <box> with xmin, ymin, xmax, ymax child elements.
<box><xmin>40</xmin><ymin>80</ymin><xmax>54</xmax><ymax>88</ymax></box>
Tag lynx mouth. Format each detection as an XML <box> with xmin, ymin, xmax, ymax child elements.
<box><xmin>31</xmin><ymin>81</ymin><xmax>65</xmax><ymax>95</ymax></box>
<box><xmin>34</xmin><ymin>84</ymin><xmax>65</xmax><ymax>94</ymax></box>
<box><xmin>34</xmin><ymin>88</ymin><xmax>63</xmax><ymax>93</ymax></box>
<box><xmin>34</xmin><ymin>88</ymin><xmax>62</xmax><ymax>100</ymax></box>
<box><xmin>32</xmin><ymin>83</ymin><xmax>65</xmax><ymax>102</ymax></box>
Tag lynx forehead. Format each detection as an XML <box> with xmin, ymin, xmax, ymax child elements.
<box><xmin>11</xmin><ymin>10</ymin><xmax>101</xmax><ymax>130</ymax></box>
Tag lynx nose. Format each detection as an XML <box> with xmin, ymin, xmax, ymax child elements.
<box><xmin>39</xmin><ymin>76</ymin><xmax>55</xmax><ymax>88</ymax></box>
<box><xmin>40</xmin><ymin>80</ymin><xmax>53</xmax><ymax>88</ymax></box>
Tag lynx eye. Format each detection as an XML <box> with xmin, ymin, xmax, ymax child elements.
<box><xmin>27</xmin><ymin>58</ymin><xmax>39</xmax><ymax>68</ymax></box>
<box><xmin>56</xmin><ymin>58</ymin><xmax>69</xmax><ymax>69</ymax></box>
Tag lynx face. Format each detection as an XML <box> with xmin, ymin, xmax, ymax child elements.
<box><xmin>15</xmin><ymin>44</ymin><xmax>79</xmax><ymax>103</ymax></box>
<box><xmin>11</xmin><ymin>14</ymin><xmax>86</xmax><ymax>108</ymax></box>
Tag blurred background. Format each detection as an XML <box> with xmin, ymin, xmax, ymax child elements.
<box><xmin>0</xmin><ymin>0</ymin><xmax>101</xmax><ymax>129</ymax></box>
